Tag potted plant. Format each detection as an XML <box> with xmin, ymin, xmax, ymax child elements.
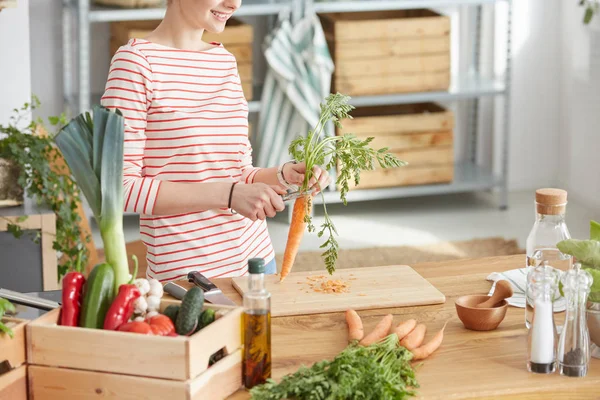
<box><xmin>557</xmin><ymin>220</ymin><xmax>600</xmax><ymax>358</ymax></box>
<box><xmin>0</xmin><ymin>97</ymin><xmax>91</xmax><ymax>280</ymax></box>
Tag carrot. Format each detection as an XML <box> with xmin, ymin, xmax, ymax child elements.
<box><xmin>280</xmin><ymin>195</ymin><xmax>312</xmax><ymax>282</ymax></box>
<box><xmin>399</xmin><ymin>323</ymin><xmax>426</xmax><ymax>350</ymax></box>
<box><xmin>411</xmin><ymin>321</ymin><xmax>448</xmax><ymax>361</ymax></box>
<box><xmin>346</xmin><ymin>309</ymin><xmax>364</xmax><ymax>342</ymax></box>
<box><xmin>359</xmin><ymin>314</ymin><xmax>394</xmax><ymax>346</ymax></box>
<box><xmin>393</xmin><ymin>319</ymin><xmax>417</xmax><ymax>341</ymax></box>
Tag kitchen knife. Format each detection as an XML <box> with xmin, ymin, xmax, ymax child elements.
<box><xmin>163</xmin><ymin>282</ymin><xmax>187</xmax><ymax>300</ymax></box>
<box><xmin>0</xmin><ymin>288</ymin><xmax>60</xmax><ymax>311</ymax></box>
<box><xmin>187</xmin><ymin>271</ymin><xmax>237</xmax><ymax>306</ymax></box>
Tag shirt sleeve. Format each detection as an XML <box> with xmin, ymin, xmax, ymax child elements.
<box><xmin>100</xmin><ymin>44</ymin><xmax>162</xmax><ymax>215</ymax></box>
<box><xmin>236</xmin><ymin>67</ymin><xmax>261</xmax><ymax>184</ymax></box>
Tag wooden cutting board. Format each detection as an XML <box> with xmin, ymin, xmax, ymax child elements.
<box><xmin>231</xmin><ymin>265</ymin><xmax>446</xmax><ymax>317</ymax></box>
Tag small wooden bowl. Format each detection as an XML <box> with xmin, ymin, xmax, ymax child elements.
<box><xmin>455</xmin><ymin>295</ymin><xmax>508</xmax><ymax>331</ymax></box>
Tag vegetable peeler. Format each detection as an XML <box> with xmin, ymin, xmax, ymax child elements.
<box><xmin>281</xmin><ymin>188</ymin><xmax>316</xmax><ymax>202</ymax></box>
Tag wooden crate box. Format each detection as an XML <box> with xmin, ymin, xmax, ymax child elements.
<box><xmin>110</xmin><ymin>19</ymin><xmax>255</xmax><ymax>100</ymax></box>
<box><xmin>320</xmin><ymin>10</ymin><xmax>450</xmax><ymax>96</ymax></box>
<box><xmin>0</xmin><ymin>317</ymin><xmax>28</xmax><ymax>400</ymax></box>
<box><xmin>27</xmin><ymin>300</ymin><xmax>244</xmax><ymax>400</ymax></box>
<box><xmin>338</xmin><ymin>103</ymin><xmax>454</xmax><ymax>190</ymax></box>
<box><xmin>0</xmin><ymin>365</ymin><xmax>27</xmax><ymax>400</ymax></box>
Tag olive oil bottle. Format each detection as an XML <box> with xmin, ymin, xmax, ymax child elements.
<box><xmin>243</xmin><ymin>258</ymin><xmax>271</xmax><ymax>389</ymax></box>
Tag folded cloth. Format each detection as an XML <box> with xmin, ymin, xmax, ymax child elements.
<box><xmin>486</xmin><ymin>268</ymin><xmax>566</xmax><ymax>312</ymax></box>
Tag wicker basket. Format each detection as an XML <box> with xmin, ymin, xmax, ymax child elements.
<box><xmin>0</xmin><ymin>158</ymin><xmax>23</xmax><ymax>208</ymax></box>
<box><xmin>94</xmin><ymin>0</ymin><xmax>163</xmax><ymax>8</ymax></box>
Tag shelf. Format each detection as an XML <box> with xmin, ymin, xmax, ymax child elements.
<box><xmin>87</xmin><ymin>0</ymin><xmax>291</xmax><ymax>23</ymax></box>
<box><xmin>313</xmin><ymin>162</ymin><xmax>500</xmax><ymax>205</ymax></box>
<box><xmin>348</xmin><ymin>76</ymin><xmax>505</xmax><ymax>108</ymax></box>
<box><xmin>312</xmin><ymin>0</ymin><xmax>505</xmax><ymax>13</ymax></box>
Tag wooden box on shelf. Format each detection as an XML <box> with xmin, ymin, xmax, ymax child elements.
<box><xmin>0</xmin><ymin>317</ymin><xmax>28</xmax><ymax>400</ymax></box>
<box><xmin>110</xmin><ymin>19</ymin><xmax>255</xmax><ymax>100</ymax></box>
<box><xmin>337</xmin><ymin>103</ymin><xmax>454</xmax><ymax>190</ymax></box>
<box><xmin>93</xmin><ymin>0</ymin><xmax>163</xmax><ymax>9</ymax></box>
<box><xmin>27</xmin><ymin>300</ymin><xmax>244</xmax><ymax>400</ymax></box>
<box><xmin>320</xmin><ymin>9</ymin><xmax>451</xmax><ymax>96</ymax></box>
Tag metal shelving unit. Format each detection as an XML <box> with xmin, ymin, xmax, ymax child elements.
<box><xmin>63</xmin><ymin>0</ymin><xmax>512</xmax><ymax>210</ymax></box>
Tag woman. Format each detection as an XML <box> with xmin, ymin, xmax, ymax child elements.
<box><xmin>100</xmin><ymin>0</ymin><xmax>330</xmax><ymax>282</ymax></box>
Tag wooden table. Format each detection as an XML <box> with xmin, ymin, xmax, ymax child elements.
<box><xmin>183</xmin><ymin>255</ymin><xmax>600</xmax><ymax>399</ymax></box>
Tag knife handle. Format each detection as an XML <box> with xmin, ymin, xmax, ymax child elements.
<box><xmin>163</xmin><ymin>282</ymin><xmax>187</xmax><ymax>300</ymax></box>
<box><xmin>187</xmin><ymin>271</ymin><xmax>217</xmax><ymax>292</ymax></box>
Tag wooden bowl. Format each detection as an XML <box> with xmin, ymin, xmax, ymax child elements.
<box><xmin>455</xmin><ymin>295</ymin><xmax>508</xmax><ymax>331</ymax></box>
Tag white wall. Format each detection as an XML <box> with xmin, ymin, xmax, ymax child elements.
<box><xmin>558</xmin><ymin>1</ymin><xmax>600</xmax><ymax>212</ymax></box>
<box><xmin>0</xmin><ymin>0</ymin><xmax>32</xmax><ymax>125</ymax></box>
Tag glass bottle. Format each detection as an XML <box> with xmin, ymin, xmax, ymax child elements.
<box><xmin>527</xmin><ymin>262</ymin><xmax>560</xmax><ymax>374</ymax></box>
<box><xmin>242</xmin><ymin>258</ymin><xmax>272</xmax><ymax>389</ymax></box>
<box><xmin>525</xmin><ymin>188</ymin><xmax>572</xmax><ymax>328</ymax></box>
<box><xmin>557</xmin><ymin>264</ymin><xmax>592</xmax><ymax>377</ymax></box>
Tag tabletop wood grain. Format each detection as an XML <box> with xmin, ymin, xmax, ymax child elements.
<box><xmin>176</xmin><ymin>254</ymin><xmax>600</xmax><ymax>399</ymax></box>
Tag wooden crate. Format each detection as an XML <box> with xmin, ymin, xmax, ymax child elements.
<box><xmin>0</xmin><ymin>365</ymin><xmax>27</xmax><ymax>400</ymax></box>
<box><xmin>27</xmin><ymin>300</ymin><xmax>244</xmax><ymax>399</ymax></box>
<box><xmin>338</xmin><ymin>103</ymin><xmax>454</xmax><ymax>190</ymax></box>
<box><xmin>0</xmin><ymin>317</ymin><xmax>27</xmax><ymax>369</ymax></box>
<box><xmin>110</xmin><ymin>19</ymin><xmax>254</xmax><ymax>100</ymax></box>
<box><xmin>320</xmin><ymin>10</ymin><xmax>451</xmax><ymax>96</ymax></box>
<box><xmin>93</xmin><ymin>0</ymin><xmax>163</xmax><ymax>8</ymax></box>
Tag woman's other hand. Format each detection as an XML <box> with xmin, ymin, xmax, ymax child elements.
<box><xmin>283</xmin><ymin>161</ymin><xmax>331</xmax><ymax>194</ymax></box>
<box><xmin>231</xmin><ymin>183</ymin><xmax>286</xmax><ymax>221</ymax></box>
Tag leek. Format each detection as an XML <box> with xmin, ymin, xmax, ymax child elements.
<box><xmin>55</xmin><ymin>106</ymin><xmax>130</xmax><ymax>294</ymax></box>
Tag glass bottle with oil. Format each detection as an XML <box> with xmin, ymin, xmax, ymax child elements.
<box><xmin>525</xmin><ymin>188</ymin><xmax>572</xmax><ymax>328</ymax></box>
<box><xmin>243</xmin><ymin>258</ymin><xmax>271</xmax><ymax>389</ymax></box>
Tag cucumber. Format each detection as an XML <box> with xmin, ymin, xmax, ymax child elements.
<box><xmin>194</xmin><ymin>308</ymin><xmax>216</xmax><ymax>333</ymax></box>
<box><xmin>79</xmin><ymin>263</ymin><xmax>115</xmax><ymax>329</ymax></box>
<box><xmin>163</xmin><ymin>305</ymin><xmax>180</xmax><ymax>325</ymax></box>
<box><xmin>175</xmin><ymin>287</ymin><xmax>204</xmax><ymax>335</ymax></box>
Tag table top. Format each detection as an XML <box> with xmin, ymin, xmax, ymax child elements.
<box><xmin>201</xmin><ymin>254</ymin><xmax>600</xmax><ymax>400</ymax></box>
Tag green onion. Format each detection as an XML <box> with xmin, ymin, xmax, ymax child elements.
<box><xmin>55</xmin><ymin>106</ymin><xmax>130</xmax><ymax>294</ymax></box>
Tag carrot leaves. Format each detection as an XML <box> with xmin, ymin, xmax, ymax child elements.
<box><xmin>288</xmin><ymin>93</ymin><xmax>407</xmax><ymax>275</ymax></box>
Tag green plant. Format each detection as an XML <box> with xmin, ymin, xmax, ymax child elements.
<box><xmin>557</xmin><ymin>220</ymin><xmax>600</xmax><ymax>302</ymax></box>
<box><xmin>0</xmin><ymin>97</ymin><xmax>90</xmax><ymax>279</ymax></box>
<box><xmin>581</xmin><ymin>0</ymin><xmax>599</xmax><ymax>24</ymax></box>
<box><xmin>0</xmin><ymin>298</ymin><xmax>16</xmax><ymax>338</ymax></box>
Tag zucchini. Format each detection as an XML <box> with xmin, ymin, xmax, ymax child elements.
<box><xmin>163</xmin><ymin>305</ymin><xmax>180</xmax><ymax>325</ymax></box>
<box><xmin>175</xmin><ymin>287</ymin><xmax>204</xmax><ymax>335</ymax></box>
<box><xmin>195</xmin><ymin>308</ymin><xmax>216</xmax><ymax>333</ymax></box>
<box><xmin>79</xmin><ymin>263</ymin><xmax>115</xmax><ymax>329</ymax></box>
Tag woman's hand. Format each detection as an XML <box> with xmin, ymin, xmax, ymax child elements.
<box><xmin>282</xmin><ymin>161</ymin><xmax>332</xmax><ymax>194</ymax></box>
<box><xmin>230</xmin><ymin>183</ymin><xmax>286</xmax><ymax>221</ymax></box>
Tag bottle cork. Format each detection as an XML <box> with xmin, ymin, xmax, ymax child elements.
<box><xmin>535</xmin><ymin>188</ymin><xmax>567</xmax><ymax>215</ymax></box>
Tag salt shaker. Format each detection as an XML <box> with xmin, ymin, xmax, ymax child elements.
<box><xmin>557</xmin><ymin>263</ymin><xmax>593</xmax><ymax>377</ymax></box>
<box><xmin>527</xmin><ymin>262</ymin><xmax>560</xmax><ymax>373</ymax></box>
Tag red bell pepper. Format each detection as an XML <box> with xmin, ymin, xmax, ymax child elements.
<box><xmin>117</xmin><ymin>321</ymin><xmax>152</xmax><ymax>334</ymax></box>
<box><xmin>103</xmin><ymin>284</ymin><xmax>141</xmax><ymax>330</ymax></box>
<box><xmin>60</xmin><ymin>271</ymin><xmax>86</xmax><ymax>326</ymax></box>
<box><xmin>147</xmin><ymin>314</ymin><xmax>175</xmax><ymax>336</ymax></box>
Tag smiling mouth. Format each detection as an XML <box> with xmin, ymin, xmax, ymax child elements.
<box><xmin>211</xmin><ymin>10</ymin><xmax>231</xmax><ymax>22</ymax></box>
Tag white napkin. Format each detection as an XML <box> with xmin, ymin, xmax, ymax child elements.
<box><xmin>486</xmin><ymin>268</ymin><xmax>566</xmax><ymax>312</ymax></box>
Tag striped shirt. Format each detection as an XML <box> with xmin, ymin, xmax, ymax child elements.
<box><xmin>101</xmin><ymin>38</ymin><xmax>275</xmax><ymax>282</ymax></box>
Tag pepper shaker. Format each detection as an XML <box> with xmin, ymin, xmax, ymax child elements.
<box><xmin>527</xmin><ymin>262</ymin><xmax>560</xmax><ymax>373</ymax></box>
<box><xmin>557</xmin><ymin>263</ymin><xmax>593</xmax><ymax>377</ymax></box>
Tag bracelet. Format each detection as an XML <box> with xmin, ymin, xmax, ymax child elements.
<box><xmin>228</xmin><ymin>182</ymin><xmax>237</xmax><ymax>210</ymax></box>
<box><xmin>277</xmin><ymin>160</ymin><xmax>297</xmax><ymax>189</ymax></box>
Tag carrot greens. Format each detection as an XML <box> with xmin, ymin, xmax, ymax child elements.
<box><xmin>288</xmin><ymin>93</ymin><xmax>406</xmax><ymax>274</ymax></box>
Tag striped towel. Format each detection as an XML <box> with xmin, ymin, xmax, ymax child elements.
<box><xmin>486</xmin><ymin>268</ymin><xmax>566</xmax><ymax>312</ymax></box>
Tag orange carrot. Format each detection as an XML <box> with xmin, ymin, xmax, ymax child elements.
<box><xmin>346</xmin><ymin>309</ymin><xmax>364</xmax><ymax>342</ymax></box>
<box><xmin>359</xmin><ymin>314</ymin><xmax>394</xmax><ymax>346</ymax></box>
<box><xmin>394</xmin><ymin>319</ymin><xmax>417</xmax><ymax>341</ymax></box>
<box><xmin>411</xmin><ymin>321</ymin><xmax>448</xmax><ymax>360</ymax></box>
<box><xmin>280</xmin><ymin>195</ymin><xmax>311</xmax><ymax>282</ymax></box>
<box><xmin>399</xmin><ymin>323</ymin><xmax>426</xmax><ymax>350</ymax></box>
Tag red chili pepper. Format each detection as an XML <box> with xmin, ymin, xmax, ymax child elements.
<box><xmin>117</xmin><ymin>321</ymin><xmax>152</xmax><ymax>335</ymax></box>
<box><xmin>60</xmin><ymin>271</ymin><xmax>86</xmax><ymax>327</ymax></box>
<box><xmin>103</xmin><ymin>284</ymin><xmax>141</xmax><ymax>330</ymax></box>
<box><xmin>147</xmin><ymin>314</ymin><xmax>175</xmax><ymax>336</ymax></box>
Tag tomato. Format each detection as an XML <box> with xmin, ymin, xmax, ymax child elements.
<box><xmin>117</xmin><ymin>321</ymin><xmax>152</xmax><ymax>334</ymax></box>
<box><xmin>147</xmin><ymin>314</ymin><xmax>176</xmax><ymax>336</ymax></box>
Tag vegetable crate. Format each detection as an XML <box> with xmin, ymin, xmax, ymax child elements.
<box><xmin>320</xmin><ymin>9</ymin><xmax>450</xmax><ymax>96</ymax></box>
<box><xmin>27</xmin><ymin>301</ymin><xmax>244</xmax><ymax>400</ymax></box>
<box><xmin>0</xmin><ymin>317</ymin><xmax>28</xmax><ymax>400</ymax></box>
<box><xmin>109</xmin><ymin>19</ymin><xmax>255</xmax><ymax>100</ymax></box>
<box><xmin>337</xmin><ymin>103</ymin><xmax>454</xmax><ymax>189</ymax></box>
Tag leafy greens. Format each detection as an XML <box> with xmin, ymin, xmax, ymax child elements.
<box><xmin>0</xmin><ymin>298</ymin><xmax>16</xmax><ymax>338</ymax></box>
